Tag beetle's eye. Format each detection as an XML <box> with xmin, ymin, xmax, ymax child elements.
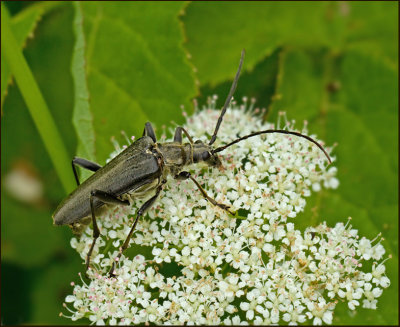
<box><xmin>195</xmin><ymin>140</ymin><xmax>203</xmax><ymax>144</ymax></box>
<box><xmin>202</xmin><ymin>151</ymin><xmax>211</xmax><ymax>160</ymax></box>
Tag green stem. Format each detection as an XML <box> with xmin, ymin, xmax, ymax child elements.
<box><xmin>1</xmin><ymin>4</ymin><xmax>75</xmax><ymax>194</ymax></box>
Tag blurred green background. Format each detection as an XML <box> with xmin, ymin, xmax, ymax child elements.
<box><xmin>1</xmin><ymin>1</ymin><xmax>398</xmax><ymax>325</ymax></box>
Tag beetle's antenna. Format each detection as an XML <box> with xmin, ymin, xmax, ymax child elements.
<box><xmin>209</xmin><ymin>49</ymin><xmax>245</xmax><ymax>146</ymax></box>
<box><xmin>212</xmin><ymin>129</ymin><xmax>332</xmax><ymax>164</ymax></box>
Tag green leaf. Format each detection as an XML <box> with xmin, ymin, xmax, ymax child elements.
<box><xmin>265</xmin><ymin>49</ymin><xmax>326</xmax><ymax>122</ymax></box>
<box><xmin>338</xmin><ymin>52</ymin><xmax>398</xmax><ymax>172</ymax></box>
<box><xmin>182</xmin><ymin>2</ymin><xmax>342</xmax><ymax>86</ymax></box>
<box><xmin>71</xmin><ymin>2</ymin><xmax>96</xmax><ymax>171</ymax></box>
<box><xmin>182</xmin><ymin>2</ymin><xmax>397</xmax><ymax>86</ymax></box>
<box><xmin>344</xmin><ymin>1</ymin><xmax>398</xmax><ymax>68</ymax></box>
<box><xmin>76</xmin><ymin>2</ymin><xmax>197</xmax><ymax>163</ymax></box>
<box><xmin>199</xmin><ymin>48</ymin><xmax>282</xmax><ymax>117</ymax></box>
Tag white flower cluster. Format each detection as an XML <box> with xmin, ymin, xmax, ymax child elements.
<box><xmin>61</xmin><ymin>98</ymin><xmax>390</xmax><ymax>325</ymax></box>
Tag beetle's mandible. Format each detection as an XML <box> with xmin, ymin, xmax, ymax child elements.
<box><xmin>53</xmin><ymin>49</ymin><xmax>331</xmax><ymax>276</ymax></box>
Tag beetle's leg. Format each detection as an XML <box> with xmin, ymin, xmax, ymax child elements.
<box><xmin>109</xmin><ymin>184</ymin><xmax>164</xmax><ymax>276</ymax></box>
<box><xmin>142</xmin><ymin>122</ymin><xmax>157</xmax><ymax>143</ymax></box>
<box><xmin>175</xmin><ymin>171</ymin><xmax>234</xmax><ymax>215</ymax></box>
<box><xmin>174</xmin><ymin>127</ymin><xmax>194</xmax><ymax>144</ymax></box>
<box><xmin>173</xmin><ymin>127</ymin><xmax>183</xmax><ymax>143</ymax></box>
<box><xmin>72</xmin><ymin>157</ymin><xmax>102</xmax><ymax>186</ymax></box>
<box><xmin>86</xmin><ymin>190</ymin><xmax>130</xmax><ymax>273</ymax></box>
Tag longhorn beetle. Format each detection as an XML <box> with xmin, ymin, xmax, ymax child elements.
<box><xmin>53</xmin><ymin>49</ymin><xmax>331</xmax><ymax>276</ymax></box>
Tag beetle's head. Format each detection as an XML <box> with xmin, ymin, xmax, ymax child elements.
<box><xmin>192</xmin><ymin>140</ymin><xmax>222</xmax><ymax>167</ymax></box>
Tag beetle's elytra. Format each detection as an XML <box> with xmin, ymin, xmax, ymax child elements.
<box><xmin>53</xmin><ymin>50</ymin><xmax>331</xmax><ymax>276</ymax></box>
<box><xmin>53</xmin><ymin>136</ymin><xmax>161</xmax><ymax>226</ymax></box>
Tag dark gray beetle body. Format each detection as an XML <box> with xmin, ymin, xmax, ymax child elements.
<box><xmin>53</xmin><ymin>136</ymin><xmax>162</xmax><ymax>225</ymax></box>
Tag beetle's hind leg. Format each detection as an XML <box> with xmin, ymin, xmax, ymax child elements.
<box><xmin>72</xmin><ymin>157</ymin><xmax>102</xmax><ymax>186</ymax></box>
<box><xmin>86</xmin><ymin>190</ymin><xmax>130</xmax><ymax>274</ymax></box>
<box><xmin>109</xmin><ymin>183</ymin><xmax>164</xmax><ymax>277</ymax></box>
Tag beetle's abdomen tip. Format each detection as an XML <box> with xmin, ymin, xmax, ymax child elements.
<box><xmin>52</xmin><ymin>212</ymin><xmax>64</xmax><ymax>226</ymax></box>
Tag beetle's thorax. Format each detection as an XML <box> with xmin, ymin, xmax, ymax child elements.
<box><xmin>155</xmin><ymin>140</ymin><xmax>220</xmax><ymax>177</ymax></box>
<box><xmin>155</xmin><ymin>142</ymin><xmax>191</xmax><ymax>176</ymax></box>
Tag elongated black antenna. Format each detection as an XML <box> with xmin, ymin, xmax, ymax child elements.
<box><xmin>212</xmin><ymin>129</ymin><xmax>332</xmax><ymax>164</ymax></box>
<box><xmin>209</xmin><ymin>49</ymin><xmax>245</xmax><ymax>146</ymax></box>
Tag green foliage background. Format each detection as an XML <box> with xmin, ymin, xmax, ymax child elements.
<box><xmin>1</xmin><ymin>1</ymin><xmax>398</xmax><ymax>325</ymax></box>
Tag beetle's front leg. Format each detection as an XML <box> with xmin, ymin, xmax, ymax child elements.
<box><xmin>86</xmin><ymin>190</ymin><xmax>130</xmax><ymax>273</ymax></box>
<box><xmin>175</xmin><ymin>171</ymin><xmax>234</xmax><ymax>215</ymax></box>
<box><xmin>109</xmin><ymin>184</ymin><xmax>164</xmax><ymax>277</ymax></box>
